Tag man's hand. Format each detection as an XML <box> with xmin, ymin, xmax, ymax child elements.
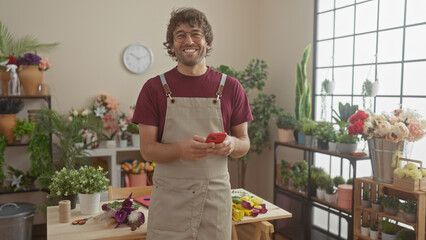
<box><xmin>179</xmin><ymin>135</ymin><xmax>215</xmax><ymax>161</ymax></box>
<box><xmin>210</xmin><ymin>135</ymin><xmax>234</xmax><ymax>156</ymax></box>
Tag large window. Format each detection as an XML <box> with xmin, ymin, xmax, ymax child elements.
<box><xmin>314</xmin><ymin>0</ymin><xmax>426</xmax><ymax>163</ymax></box>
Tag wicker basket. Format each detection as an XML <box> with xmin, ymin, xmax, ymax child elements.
<box><xmin>393</xmin><ymin>157</ymin><xmax>426</xmax><ymax>191</ymax></box>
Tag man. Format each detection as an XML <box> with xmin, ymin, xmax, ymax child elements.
<box><xmin>132</xmin><ymin>7</ymin><xmax>252</xmax><ymax>240</ymax></box>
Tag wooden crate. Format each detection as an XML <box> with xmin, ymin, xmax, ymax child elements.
<box><xmin>393</xmin><ymin>157</ymin><xmax>426</xmax><ymax>191</ymax></box>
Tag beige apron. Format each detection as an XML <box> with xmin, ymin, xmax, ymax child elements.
<box><xmin>146</xmin><ymin>73</ymin><xmax>232</xmax><ymax>240</ymax></box>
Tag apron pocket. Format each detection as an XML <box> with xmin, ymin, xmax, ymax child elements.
<box><xmin>150</xmin><ymin>181</ymin><xmax>205</xmax><ymax>232</ymax></box>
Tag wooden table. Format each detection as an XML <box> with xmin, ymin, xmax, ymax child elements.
<box><xmin>47</xmin><ymin>189</ymin><xmax>291</xmax><ymax>240</ymax></box>
<box><xmin>231</xmin><ymin>188</ymin><xmax>292</xmax><ymax>240</ymax></box>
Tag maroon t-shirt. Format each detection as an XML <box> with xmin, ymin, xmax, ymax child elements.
<box><xmin>132</xmin><ymin>67</ymin><xmax>253</xmax><ymax>141</ymax></box>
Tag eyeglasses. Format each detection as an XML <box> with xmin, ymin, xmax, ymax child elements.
<box><xmin>174</xmin><ymin>31</ymin><xmax>204</xmax><ymax>43</ymax></box>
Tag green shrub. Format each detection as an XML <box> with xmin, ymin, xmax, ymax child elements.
<box><xmin>381</xmin><ymin>218</ymin><xmax>398</xmax><ymax>235</ymax></box>
<box><xmin>317</xmin><ymin>174</ymin><xmax>332</xmax><ymax>190</ymax></box>
<box><xmin>333</xmin><ymin>176</ymin><xmax>345</xmax><ymax>187</ymax></box>
<box><xmin>346</xmin><ymin>178</ymin><xmax>353</xmax><ymax>184</ymax></box>
<box><xmin>370</xmin><ymin>223</ymin><xmax>378</xmax><ymax>231</ymax></box>
<box><xmin>381</xmin><ymin>195</ymin><xmax>400</xmax><ymax>209</ymax></box>
<box><xmin>401</xmin><ymin>200</ymin><xmax>417</xmax><ymax>214</ymax></box>
<box><xmin>313</xmin><ymin>121</ymin><xmax>334</xmax><ymax>142</ymax></box>
<box><xmin>362</xmin><ymin>188</ymin><xmax>370</xmax><ymax>201</ymax></box>
<box><xmin>13</xmin><ymin>119</ymin><xmax>35</xmax><ymax>137</ymax></box>
<box><xmin>397</xmin><ymin>229</ymin><xmax>416</xmax><ymax>240</ymax></box>
<box><xmin>337</xmin><ymin>131</ymin><xmax>359</xmax><ymax>143</ymax></box>
<box><xmin>276</xmin><ymin>112</ymin><xmax>297</xmax><ymax>130</ymax></box>
<box><xmin>290</xmin><ymin>161</ymin><xmax>308</xmax><ymax>187</ymax></box>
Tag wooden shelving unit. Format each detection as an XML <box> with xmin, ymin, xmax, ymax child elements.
<box><xmin>353</xmin><ymin>177</ymin><xmax>426</xmax><ymax>240</ymax></box>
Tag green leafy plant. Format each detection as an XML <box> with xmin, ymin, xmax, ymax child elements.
<box><xmin>373</xmin><ymin>194</ymin><xmax>384</xmax><ymax>204</ymax></box>
<box><xmin>26</xmin><ymin>132</ymin><xmax>53</xmax><ymax>189</ymax></box>
<box><xmin>381</xmin><ymin>195</ymin><xmax>400</xmax><ymax>209</ymax></box>
<box><xmin>276</xmin><ymin>111</ymin><xmax>297</xmax><ymax>130</ymax></box>
<box><xmin>397</xmin><ymin>229</ymin><xmax>416</xmax><ymax>240</ymax></box>
<box><xmin>47</xmin><ymin>167</ymin><xmax>79</xmax><ymax>197</ymax></box>
<box><xmin>317</xmin><ymin>173</ymin><xmax>332</xmax><ymax>190</ymax></box>
<box><xmin>346</xmin><ymin>178</ymin><xmax>353</xmax><ymax>184</ymax></box>
<box><xmin>280</xmin><ymin>160</ymin><xmax>292</xmax><ymax>183</ymax></box>
<box><xmin>301</xmin><ymin>119</ymin><xmax>316</xmax><ymax>135</ymax></box>
<box><xmin>213</xmin><ymin>59</ymin><xmax>281</xmax><ymax>187</ymax></box>
<box><xmin>13</xmin><ymin>118</ymin><xmax>35</xmax><ymax>138</ymax></box>
<box><xmin>127</xmin><ymin>122</ymin><xmax>139</xmax><ymax>134</ymax></box>
<box><xmin>362</xmin><ymin>188</ymin><xmax>370</xmax><ymax>201</ymax></box>
<box><xmin>0</xmin><ymin>136</ymin><xmax>6</xmax><ymax>184</ymax></box>
<box><xmin>401</xmin><ymin>200</ymin><xmax>417</xmax><ymax>214</ymax></box>
<box><xmin>336</xmin><ymin>131</ymin><xmax>359</xmax><ymax>143</ymax></box>
<box><xmin>361</xmin><ymin>221</ymin><xmax>370</xmax><ymax>228</ymax></box>
<box><xmin>332</xmin><ymin>102</ymin><xmax>358</xmax><ymax>131</ymax></box>
<box><xmin>329</xmin><ymin>129</ymin><xmax>338</xmax><ymax>143</ymax></box>
<box><xmin>74</xmin><ymin>165</ymin><xmax>109</xmax><ymax>194</ymax></box>
<box><xmin>310</xmin><ymin>166</ymin><xmax>326</xmax><ymax>190</ymax></box>
<box><xmin>324</xmin><ymin>181</ymin><xmax>335</xmax><ymax>194</ymax></box>
<box><xmin>290</xmin><ymin>161</ymin><xmax>308</xmax><ymax>188</ymax></box>
<box><xmin>295</xmin><ymin>44</ymin><xmax>312</xmax><ymax>121</ymax></box>
<box><xmin>381</xmin><ymin>218</ymin><xmax>398</xmax><ymax>235</ymax></box>
<box><xmin>314</xmin><ymin>121</ymin><xmax>334</xmax><ymax>142</ymax></box>
<box><xmin>0</xmin><ymin>99</ymin><xmax>24</xmax><ymax>114</ymax></box>
<box><xmin>370</xmin><ymin>223</ymin><xmax>378</xmax><ymax>231</ymax></box>
<box><xmin>333</xmin><ymin>176</ymin><xmax>345</xmax><ymax>187</ymax></box>
<box><xmin>6</xmin><ymin>166</ymin><xmax>35</xmax><ymax>191</ymax></box>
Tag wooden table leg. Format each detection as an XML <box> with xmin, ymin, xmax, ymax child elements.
<box><xmin>253</xmin><ymin>221</ymin><xmax>274</xmax><ymax>240</ymax></box>
<box><xmin>232</xmin><ymin>224</ymin><xmax>239</xmax><ymax>240</ymax></box>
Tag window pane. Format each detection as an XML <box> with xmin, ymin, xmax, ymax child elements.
<box><xmin>318</xmin><ymin>0</ymin><xmax>334</xmax><ymax>12</ymax></box>
<box><xmin>354</xmin><ymin>33</ymin><xmax>377</xmax><ymax>64</ymax></box>
<box><xmin>405</xmin><ymin>25</ymin><xmax>426</xmax><ymax>61</ymax></box>
<box><xmin>403</xmin><ymin>61</ymin><xmax>426</xmax><ymax>95</ymax></box>
<box><xmin>315</xmin><ymin>68</ymin><xmax>333</xmax><ymax>94</ymax></box>
<box><xmin>353</xmin><ymin>65</ymin><xmax>375</xmax><ymax>95</ymax></box>
<box><xmin>316</xmin><ymin>40</ymin><xmax>334</xmax><ymax>67</ymax></box>
<box><xmin>317</xmin><ymin>12</ymin><xmax>334</xmax><ymax>40</ymax></box>
<box><xmin>315</xmin><ymin>95</ymin><xmax>333</xmax><ymax>121</ymax></box>
<box><xmin>377</xmin><ymin>64</ymin><xmax>401</xmax><ymax>95</ymax></box>
<box><xmin>379</xmin><ymin>0</ymin><xmax>405</xmax><ymax>29</ymax></box>
<box><xmin>375</xmin><ymin>97</ymin><xmax>401</xmax><ymax>113</ymax></box>
<box><xmin>355</xmin><ymin>0</ymin><xmax>378</xmax><ymax>34</ymax></box>
<box><xmin>334</xmin><ymin>37</ymin><xmax>354</xmax><ymax>66</ymax></box>
<box><xmin>334</xmin><ymin>67</ymin><xmax>353</xmax><ymax>94</ymax></box>
<box><xmin>378</xmin><ymin>29</ymin><xmax>403</xmax><ymax>62</ymax></box>
<box><xmin>336</xmin><ymin>0</ymin><xmax>354</xmax><ymax>8</ymax></box>
<box><xmin>406</xmin><ymin>0</ymin><xmax>426</xmax><ymax>25</ymax></box>
<box><xmin>335</xmin><ymin>6</ymin><xmax>354</xmax><ymax>37</ymax></box>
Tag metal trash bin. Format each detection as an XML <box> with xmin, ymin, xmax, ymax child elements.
<box><xmin>0</xmin><ymin>202</ymin><xmax>35</xmax><ymax>240</ymax></box>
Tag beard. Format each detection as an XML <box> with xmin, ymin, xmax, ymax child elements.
<box><xmin>174</xmin><ymin>44</ymin><xmax>207</xmax><ymax>66</ymax></box>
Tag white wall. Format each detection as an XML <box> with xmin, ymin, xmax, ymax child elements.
<box><xmin>0</xmin><ymin>0</ymin><xmax>314</xmax><ymax>204</ymax></box>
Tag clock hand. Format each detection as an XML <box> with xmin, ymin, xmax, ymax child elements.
<box><xmin>130</xmin><ymin>53</ymin><xmax>141</xmax><ymax>60</ymax></box>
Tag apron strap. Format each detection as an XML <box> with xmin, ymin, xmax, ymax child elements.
<box><xmin>214</xmin><ymin>73</ymin><xmax>227</xmax><ymax>104</ymax></box>
<box><xmin>160</xmin><ymin>74</ymin><xmax>174</xmax><ymax>103</ymax></box>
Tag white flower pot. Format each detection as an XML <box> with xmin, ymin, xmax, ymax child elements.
<box><xmin>119</xmin><ymin>139</ymin><xmax>128</xmax><ymax>148</ymax></box>
<box><xmin>105</xmin><ymin>140</ymin><xmax>116</xmax><ymax>148</ymax></box>
<box><xmin>316</xmin><ymin>188</ymin><xmax>326</xmax><ymax>200</ymax></box>
<box><xmin>328</xmin><ymin>142</ymin><xmax>337</xmax><ymax>152</ymax></box>
<box><xmin>304</xmin><ymin>135</ymin><xmax>313</xmax><ymax>147</ymax></box>
<box><xmin>361</xmin><ymin>226</ymin><xmax>370</xmax><ymax>236</ymax></box>
<box><xmin>324</xmin><ymin>193</ymin><xmax>337</xmax><ymax>204</ymax></box>
<box><xmin>132</xmin><ymin>134</ymin><xmax>140</xmax><ymax>147</ymax></box>
<box><xmin>381</xmin><ymin>232</ymin><xmax>397</xmax><ymax>240</ymax></box>
<box><xmin>337</xmin><ymin>143</ymin><xmax>357</xmax><ymax>154</ymax></box>
<box><xmin>78</xmin><ymin>193</ymin><xmax>100</xmax><ymax>215</ymax></box>
<box><xmin>370</xmin><ymin>230</ymin><xmax>379</xmax><ymax>239</ymax></box>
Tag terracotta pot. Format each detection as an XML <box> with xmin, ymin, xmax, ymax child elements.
<box><xmin>0</xmin><ymin>114</ymin><xmax>17</xmax><ymax>144</ymax></box>
<box><xmin>278</xmin><ymin>128</ymin><xmax>294</xmax><ymax>143</ymax></box>
<box><xmin>18</xmin><ymin>65</ymin><xmax>42</xmax><ymax>96</ymax></box>
<box><xmin>125</xmin><ymin>173</ymin><xmax>147</xmax><ymax>187</ymax></box>
<box><xmin>0</xmin><ymin>71</ymin><xmax>10</xmax><ymax>95</ymax></box>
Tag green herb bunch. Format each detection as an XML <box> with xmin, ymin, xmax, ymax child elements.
<box><xmin>401</xmin><ymin>200</ymin><xmax>417</xmax><ymax>214</ymax></box>
<box><xmin>276</xmin><ymin>112</ymin><xmax>297</xmax><ymax>130</ymax></box>
<box><xmin>381</xmin><ymin>218</ymin><xmax>398</xmax><ymax>235</ymax></box>
<box><xmin>75</xmin><ymin>166</ymin><xmax>109</xmax><ymax>194</ymax></box>
<box><xmin>313</xmin><ymin>121</ymin><xmax>334</xmax><ymax>142</ymax></box>
<box><xmin>381</xmin><ymin>195</ymin><xmax>400</xmax><ymax>209</ymax></box>
<box><xmin>47</xmin><ymin>167</ymin><xmax>79</xmax><ymax>197</ymax></box>
<box><xmin>13</xmin><ymin>119</ymin><xmax>35</xmax><ymax>138</ymax></box>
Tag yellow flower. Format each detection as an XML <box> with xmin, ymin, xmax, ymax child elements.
<box><xmin>422</xmin><ymin>169</ymin><xmax>426</xmax><ymax>177</ymax></box>
<box><xmin>404</xmin><ymin>163</ymin><xmax>418</xmax><ymax>171</ymax></box>
<box><xmin>251</xmin><ymin>198</ymin><xmax>262</xmax><ymax>205</ymax></box>
<box><xmin>232</xmin><ymin>209</ymin><xmax>244</xmax><ymax>222</ymax></box>
<box><xmin>407</xmin><ymin>170</ymin><xmax>422</xmax><ymax>180</ymax></box>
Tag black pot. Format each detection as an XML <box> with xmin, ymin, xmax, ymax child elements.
<box><xmin>61</xmin><ymin>195</ymin><xmax>78</xmax><ymax>209</ymax></box>
<box><xmin>318</xmin><ymin>140</ymin><xmax>329</xmax><ymax>149</ymax></box>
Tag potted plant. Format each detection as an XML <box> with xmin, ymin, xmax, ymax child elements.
<box><xmin>370</xmin><ymin>223</ymin><xmax>379</xmax><ymax>239</ymax></box>
<box><xmin>310</xmin><ymin>166</ymin><xmax>326</xmax><ymax>197</ymax></box>
<box><xmin>336</xmin><ymin>131</ymin><xmax>359</xmax><ymax>154</ymax></box>
<box><xmin>401</xmin><ymin>200</ymin><xmax>417</xmax><ymax>223</ymax></box>
<box><xmin>313</xmin><ymin>121</ymin><xmax>334</xmax><ymax>149</ymax></box>
<box><xmin>381</xmin><ymin>218</ymin><xmax>398</xmax><ymax>240</ymax></box>
<box><xmin>26</xmin><ymin>132</ymin><xmax>53</xmax><ymax>190</ymax></box>
<box><xmin>47</xmin><ymin>167</ymin><xmax>79</xmax><ymax>209</ymax></box>
<box><xmin>316</xmin><ymin>173</ymin><xmax>331</xmax><ymax>200</ymax></box>
<box><xmin>332</xmin><ymin>102</ymin><xmax>358</xmax><ymax>132</ymax></box>
<box><xmin>301</xmin><ymin>119</ymin><xmax>316</xmax><ymax>147</ymax></box>
<box><xmin>280</xmin><ymin>160</ymin><xmax>292</xmax><ymax>187</ymax></box>
<box><xmin>12</xmin><ymin>118</ymin><xmax>35</xmax><ymax>144</ymax></box>
<box><xmin>346</xmin><ymin>178</ymin><xmax>353</xmax><ymax>185</ymax></box>
<box><xmin>117</xmin><ymin>114</ymin><xmax>129</xmax><ymax>148</ymax></box>
<box><xmin>320</xmin><ymin>78</ymin><xmax>335</xmax><ymax>120</ymax></box>
<box><xmin>381</xmin><ymin>195</ymin><xmax>400</xmax><ymax>216</ymax></box>
<box><xmin>6</xmin><ymin>166</ymin><xmax>35</xmax><ymax>192</ymax></box>
<box><xmin>328</xmin><ymin>129</ymin><xmax>338</xmax><ymax>152</ymax></box>
<box><xmin>128</xmin><ymin>122</ymin><xmax>139</xmax><ymax>147</ymax></box>
<box><xmin>290</xmin><ymin>161</ymin><xmax>308</xmax><ymax>193</ymax></box>
<box><xmin>361</xmin><ymin>188</ymin><xmax>371</xmax><ymax>208</ymax></box>
<box><xmin>276</xmin><ymin>111</ymin><xmax>297</xmax><ymax>143</ymax></box>
<box><xmin>361</xmin><ymin>221</ymin><xmax>370</xmax><ymax>236</ymax></box>
<box><xmin>74</xmin><ymin>165</ymin><xmax>109</xmax><ymax>214</ymax></box>
<box><xmin>333</xmin><ymin>176</ymin><xmax>345</xmax><ymax>187</ymax></box>
<box><xmin>324</xmin><ymin>181</ymin><xmax>337</xmax><ymax>204</ymax></box>
<box><xmin>295</xmin><ymin>44</ymin><xmax>312</xmax><ymax>122</ymax></box>
<box><xmin>0</xmin><ymin>98</ymin><xmax>24</xmax><ymax>144</ymax></box>
<box><xmin>295</xmin><ymin>118</ymin><xmax>308</xmax><ymax>145</ymax></box>
<box><xmin>396</xmin><ymin>229</ymin><xmax>416</xmax><ymax>240</ymax></box>
<box><xmin>361</xmin><ymin>78</ymin><xmax>379</xmax><ymax>110</ymax></box>
<box><xmin>372</xmin><ymin>194</ymin><xmax>384</xmax><ymax>212</ymax></box>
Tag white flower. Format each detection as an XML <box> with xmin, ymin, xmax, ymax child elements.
<box><xmin>68</xmin><ymin>116</ymin><xmax>73</xmax><ymax>121</ymax></box>
<box><xmin>73</xmin><ymin>110</ymin><xmax>78</xmax><ymax>116</ymax></box>
<box><xmin>377</xmin><ymin>121</ymin><xmax>392</xmax><ymax>136</ymax></box>
<box><xmin>393</xmin><ymin>122</ymin><xmax>409</xmax><ymax>139</ymax></box>
<box><xmin>94</xmin><ymin>106</ymin><xmax>107</xmax><ymax>117</ymax></box>
<box><xmin>81</xmin><ymin>109</ymin><xmax>89</xmax><ymax>116</ymax></box>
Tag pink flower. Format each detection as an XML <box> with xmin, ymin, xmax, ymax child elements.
<box><xmin>38</xmin><ymin>58</ymin><xmax>52</xmax><ymax>71</ymax></box>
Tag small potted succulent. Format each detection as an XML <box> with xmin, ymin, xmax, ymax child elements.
<box><xmin>370</xmin><ymin>223</ymin><xmax>379</xmax><ymax>239</ymax></box>
<box><xmin>396</xmin><ymin>229</ymin><xmax>416</xmax><ymax>240</ymax></box>
<box><xmin>401</xmin><ymin>200</ymin><xmax>417</xmax><ymax>223</ymax></box>
<box><xmin>301</xmin><ymin>119</ymin><xmax>316</xmax><ymax>147</ymax></box>
<box><xmin>316</xmin><ymin>173</ymin><xmax>331</xmax><ymax>200</ymax></box>
<box><xmin>328</xmin><ymin>129</ymin><xmax>338</xmax><ymax>152</ymax></box>
<box><xmin>313</xmin><ymin>121</ymin><xmax>334</xmax><ymax>149</ymax></box>
<box><xmin>276</xmin><ymin>111</ymin><xmax>297</xmax><ymax>143</ymax></box>
<box><xmin>324</xmin><ymin>181</ymin><xmax>337</xmax><ymax>204</ymax></box>
<box><xmin>381</xmin><ymin>218</ymin><xmax>398</xmax><ymax>240</ymax></box>
<box><xmin>361</xmin><ymin>188</ymin><xmax>371</xmax><ymax>208</ymax></box>
<box><xmin>381</xmin><ymin>195</ymin><xmax>400</xmax><ymax>216</ymax></box>
<box><xmin>361</xmin><ymin>221</ymin><xmax>370</xmax><ymax>236</ymax></box>
<box><xmin>12</xmin><ymin>118</ymin><xmax>35</xmax><ymax>144</ymax></box>
<box><xmin>372</xmin><ymin>194</ymin><xmax>384</xmax><ymax>212</ymax></box>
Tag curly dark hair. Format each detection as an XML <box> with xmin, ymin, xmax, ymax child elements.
<box><xmin>163</xmin><ymin>8</ymin><xmax>213</xmax><ymax>59</ymax></box>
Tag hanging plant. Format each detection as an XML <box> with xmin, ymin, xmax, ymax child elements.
<box><xmin>320</xmin><ymin>78</ymin><xmax>335</xmax><ymax>120</ymax></box>
<box><xmin>362</xmin><ymin>78</ymin><xmax>379</xmax><ymax>109</ymax></box>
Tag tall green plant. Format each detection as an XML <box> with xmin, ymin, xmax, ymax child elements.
<box><xmin>213</xmin><ymin>59</ymin><xmax>281</xmax><ymax>187</ymax></box>
<box><xmin>0</xmin><ymin>136</ymin><xmax>7</xmax><ymax>185</ymax></box>
<box><xmin>295</xmin><ymin>44</ymin><xmax>312</xmax><ymax>120</ymax></box>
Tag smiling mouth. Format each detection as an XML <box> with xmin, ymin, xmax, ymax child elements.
<box><xmin>183</xmin><ymin>49</ymin><xmax>197</xmax><ymax>53</ymax></box>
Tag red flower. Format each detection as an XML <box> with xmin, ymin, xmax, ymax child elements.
<box><xmin>349</xmin><ymin>110</ymin><xmax>369</xmax><ymax>124</ymax></box>
<box><xmin>6</xmin><ymin>55</ymin><xmax>17</xmax><ymax>65</ymax></box>
<box><xmin>348</xmin><ymin>120</ymin><xmax>364</xmax><ymax>135</ymax></box>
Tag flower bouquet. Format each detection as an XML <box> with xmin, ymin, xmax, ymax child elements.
<box><xmin>93</xmin><ymin>193</ymin><xmax>145</xmax><ymax>231</ymax></box>
<box><xmin>231</xmin><ymin>190</ymin><xmax>268</xmax><ymax>222</ymax></box>
<box><xmin>393</xmin><ymin>157</ymin><xmax>426</xmax><ymax>191</ymax></box>
<box><xmin>122</xmin><ymin>160</ymin><xmax>155</xmax><ymax>187</ymax></box>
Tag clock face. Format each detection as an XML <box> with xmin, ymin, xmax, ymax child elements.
<box><xmin>123</xmin><ymin>43</ymin><xmax>153</xmax><ymax>74</ymax></box>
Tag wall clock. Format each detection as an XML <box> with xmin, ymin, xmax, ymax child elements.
<box><xmin>123</xmin><ymin>43</ymin><xmax>153</xmax><ymax>74</ymax></box>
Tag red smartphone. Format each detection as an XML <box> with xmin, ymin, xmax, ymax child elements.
<box><xmin>205</xmin><ymin>132</ymin><xmax>227</xmax><ymax>143</ymax></box>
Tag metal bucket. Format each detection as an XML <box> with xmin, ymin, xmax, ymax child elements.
<box><xmin>368</xmin><ymin>139</ymin><xmax>405</xmax><ymax>183</ymax></box>
<box><xmin>0</xmin><ymin>202</ymin><xmax>35</xmax><ymax>240</ymax></box>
